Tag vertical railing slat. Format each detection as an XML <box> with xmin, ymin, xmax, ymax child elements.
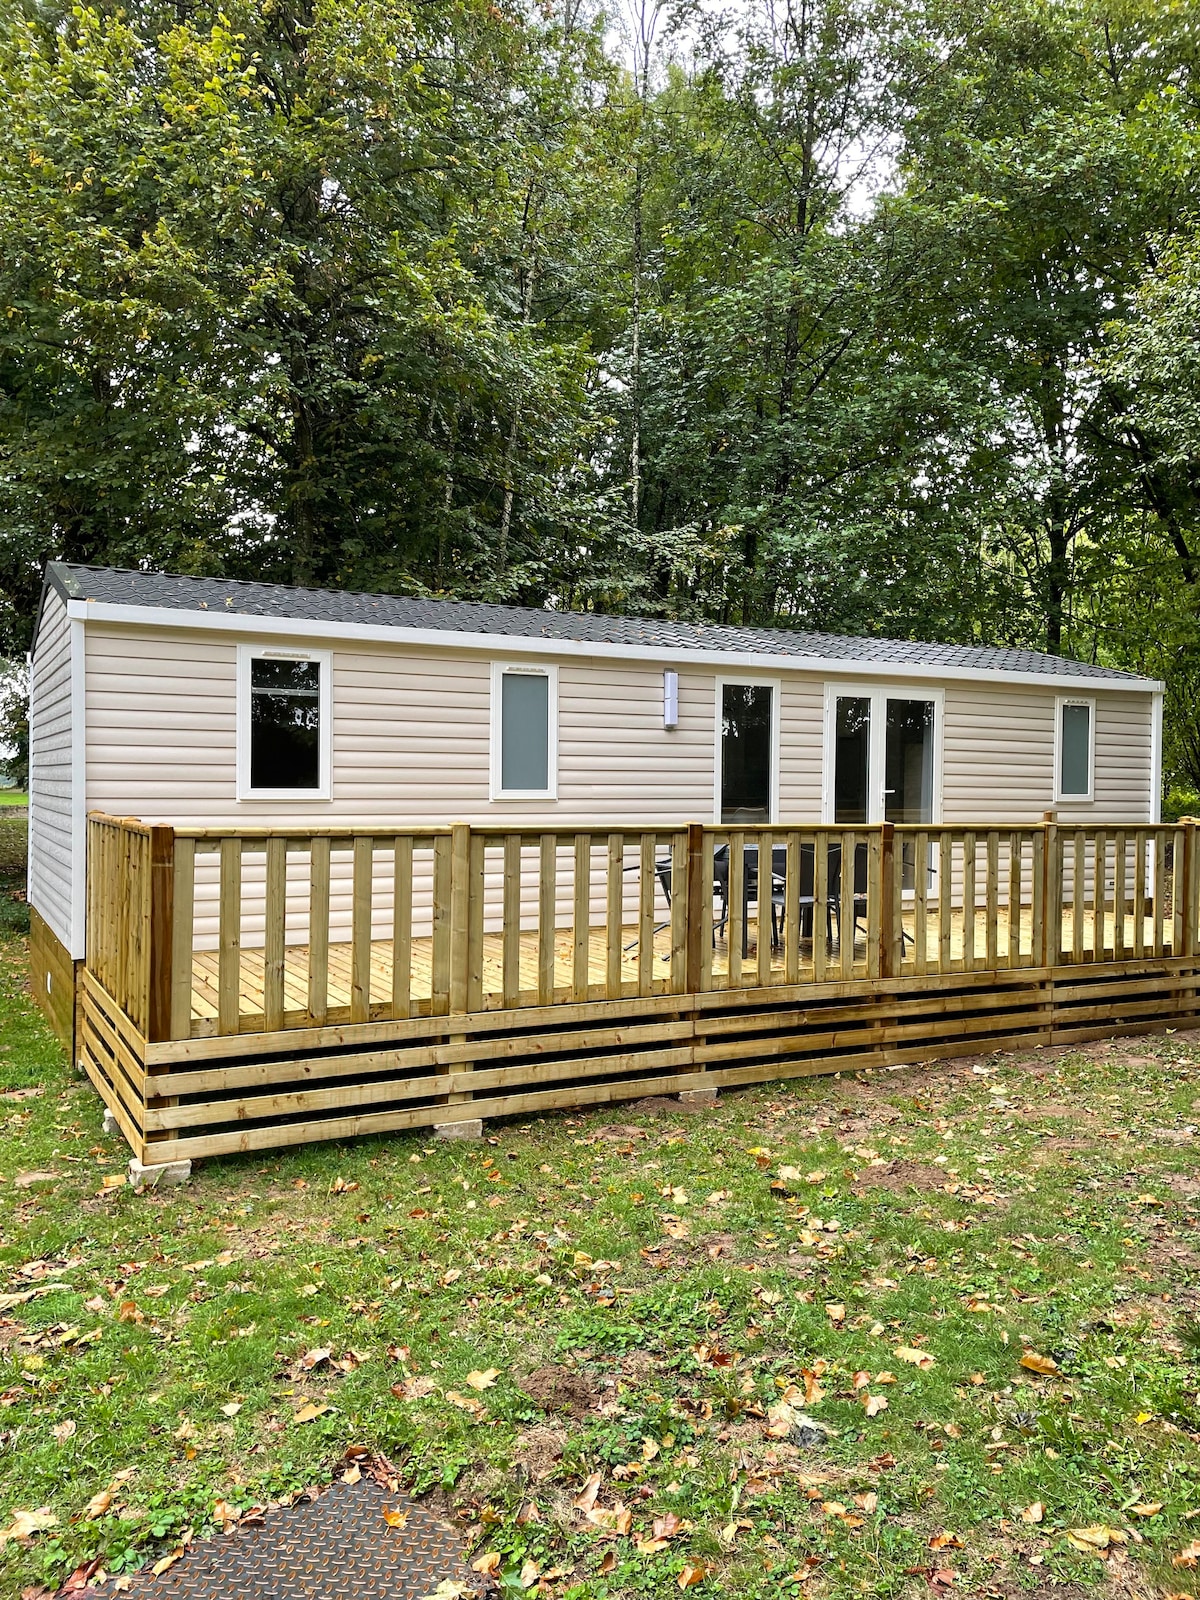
<box><xmin>351</xmin><ymin>835</ymin><xmax>374</xmax><ymax>1024</ymax></box>
<box><xmin>431</xmin><ymin>832</ymin><xmax>453</xmax><ymax>1015</ymax></box>
<box><xmin>813</xmin><ymin>829</ymin><xmax>829</xmax><ymax>983</ymax></box>
<box><xmin>573</xmin><ymin>833</ymin><xmax>591</xmax><ymax>1002</ymax></box>
<box><xmin>537</xmin><ymin>833</ymin><xmax>556</xmax><ymax>1005</ymax></box>
<box><xmin>670</xmin><ymin>829</ymin><xmax>688</xmax><ymax>994</ymax></box>
<box><xmin>502</xmin><ymin>834</ymin><xmax>521</xmax><ymax>1008</ymax></box>
<box><xmin>605</xmin><ymin>833</ymin><xmax>623</xmax><ymax>999</ymax></box>
<box><xmin>1113</xmin><ymin>828</ymin><xmax>1127</xmax><ymax>961</ymax></box>
<box><xmin>263</xmin><ymin>835</ymin><xmax>287</xmax><ymax>1031</ymax></box>
<box><xmin>392</xmin><ymin>835</ymin><xmax>413</xmax><ymax>1020</ymax></box>
<box><xmin>217</xmin><ymin>836</ymin><xmax>242</xmax><ymax>1036</ymax></box>
<box><xmin>757</xmin><ymin>831</ymin><xmax>774</xmax><ymax>988</ymax></box>
<box><xmin>728</xmin><ymin>830</ymin><xmax>744</xmax><ymax>988</ymax></box>
<box><xmin>638</xmin><ymin>832</ymin><xmax>655</xmax><ymax>997</ymax></box>
<box><xmin>308</xmin><ymin>836</ymin><xmax>330</xmax><ymax>1025</ymax></box>
<box><xmin>784</xmin><ymin>831</ymin><xmax>801</xmax><ymax>985</ymax></box>
<box><xmin>170</xmin><ymin>836</ymin><xmax>195</xmax><ymax>1039</ymax></box>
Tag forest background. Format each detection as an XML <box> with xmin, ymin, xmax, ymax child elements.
<box><xmin>1</xmin><ymin>0</ymin><xmax>1199</xmax><ymax>796</ymax></box>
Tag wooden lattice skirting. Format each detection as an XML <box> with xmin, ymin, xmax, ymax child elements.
<box><xmin>79</xmin><ymin>959</ymin><xmax>1200</xmax><ymax>1166</ymax></box>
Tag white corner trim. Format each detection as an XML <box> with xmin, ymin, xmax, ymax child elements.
<box><xmin>69</xmin><ymin>617</ymin><xmax>87</xmax><ymax>960</ymax></box>
<box><xmin>821</xmin><ymin>683</ymin><xmax>945</xmax><ymax>825</ymax></box>
<box><xmin>1054</xmin><ymin>693</ymin><xmax>1096</xmax><ymax>804</ymax></box>
<box><xmin>235</xmin><ymin>643</ymin><xmax>332</xmax><ymax>802</ymax></box>
<box><xmin>489</xmin><ymin>660</ymin><xmax>559</xmax><ymax>801</ymax></box>
<box><xmin>713</xmin><ymin>675</ymin><xmax>781</xmax><ymax>824</ymax></box>
<box><xmin>64</xmin><ymin>598</ymin><xmax>1166</xmax><ymax>694</ymax></box>
<box><xmin>1150</xmin><ymin>689</ymin><xmax>1163</xmax><ymax>824</ymax></box>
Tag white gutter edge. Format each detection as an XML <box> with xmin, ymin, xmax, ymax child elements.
<box><xmin>64</xmin><ymin>598</ymin><xmax>1166</xmax><ymax>695</ymax></box>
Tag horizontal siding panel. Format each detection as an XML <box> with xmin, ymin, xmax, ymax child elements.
<box><xmin>84</xmin><ymin>622</ymin><xmax>1155</xmax><ymax>831</ymax></box>
<box><xmin>28</xmin><ymin>589</ymin><xmax>75</xmax><ymax>947</ymax></box>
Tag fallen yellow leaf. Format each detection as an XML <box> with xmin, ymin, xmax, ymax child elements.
<box><xmin>464</xmin><ymin>1368</ymin><xmax>499</xmax><ymax>1391</ymax></box>
<box><xmin>894</xmin><ymin>1346</ymin><xmax>936</xmax><ymax>1370</ymax></box>
<box><xmin>1020</xmin><ymin>1351</ymin><xmax>1059</xmax><ymax>1375</ymax></box>
<box><xmin>292</xmin><ymin>1402</ymin><xmax>332</xmax><ymax>1425</ymax></box>
<box><xmin>1020</xmin><ymin>1502</ymin><xmax>1045</xmax><ymax>1524</ymax></box>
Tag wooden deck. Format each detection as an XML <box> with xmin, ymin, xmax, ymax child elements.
<box><xmin>76</xmin><ymin>813</ymin><xmax>1199</xmax><ymax>1168</ymax></box>
<box><xmin>185</xmin><ymin>903</ymin><xmax>1163</xmax><ymax>1030</ymax></box>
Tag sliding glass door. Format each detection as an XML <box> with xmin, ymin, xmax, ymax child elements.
<box><xmin>828</xmin><ymin>688</ymin><xmax>940</xmax><ymax>827</ymax></box>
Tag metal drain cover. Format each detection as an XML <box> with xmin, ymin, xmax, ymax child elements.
<box><xmin>86</xmin><ymin>1478</ymin><xmax>486</xmax><ymax>1600</ymax></box>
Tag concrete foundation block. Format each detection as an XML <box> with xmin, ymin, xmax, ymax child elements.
<box><xmin>434</xmin><ymin>1118</ymin><xmax>483</xmax><ymax>1141</ymax></box>
<box><xmin>679</xmin><ymin>1086</ymin><xmax>719</xmax><ymax>1108</ymax></box>
<box><xmin>102</xmin><ymin>1108</ymin><xmax>120</xmax><ymax>1137</ymax></box>
<box><xmin>128</xmin><ymin>1157</ymin><xmax>192</xmax><ymax>1190</ymax></box>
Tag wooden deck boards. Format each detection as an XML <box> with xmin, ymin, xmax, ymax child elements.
<box><xmin>186</xmin><ymin>904</ymin><xmax>1160</xmax><ymax>1031</ymax></box>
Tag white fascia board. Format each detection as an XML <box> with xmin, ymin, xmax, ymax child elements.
<box><xmin>66</xmin><ymin>599</ymin><xmax>1166</xmax><ymax>695</ymax></box>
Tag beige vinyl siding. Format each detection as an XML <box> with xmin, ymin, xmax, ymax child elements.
<box><xmin>941</xmin><ymin>682</ymin><xmax>1155</xmax><ymax>824</ymax></box>
<box><xmin>85</xmin><ymin>622</ymin><xmax>1157</xmax><ymax>829</ymax></box>
<box><xmin>29</xmin><ymin>587</ymin><xmax>75</xmax><ymax>949</ymax></box>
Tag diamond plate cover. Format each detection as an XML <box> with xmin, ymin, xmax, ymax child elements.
<box><xmin>84</xmin><ymin>1478</ymin><xmax>488</xmax><ymax>1600</ymax></box>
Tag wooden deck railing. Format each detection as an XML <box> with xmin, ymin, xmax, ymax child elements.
<box><xmin>84</xmin><ymin>814</ymin><xmax>1199</xmax><ymax>1044</ymax></box>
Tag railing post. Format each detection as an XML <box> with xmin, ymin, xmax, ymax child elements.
<box><xmin>684</xmin><ymin>822</ymin><xmax>705</xmax><ymax>996</ymax></box>
<box><xmin>1040</xmin><ymin>811</ymin><xmax>1058</xmax><ymax>967</ymax></box>
<box><xmin>449</xmin><ymin>822</ymin><xmax>471</xmax><ymax>1016</ymax></box>
<box><xmin>147</xmin><ymin>824</ymin><xmax>174</xmax><ymax>1044</ymax></box>
<box><xmin>1180</xmin><ymin>819</ymin><xmax>1198</xmax><ymax>958</ymax></box>
<box><xmin>878</xmin><ymin>822</ymin><xmax>895</xmax><ymax>979</ymax></box>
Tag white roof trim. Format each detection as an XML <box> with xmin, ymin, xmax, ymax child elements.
<box><xmin>66</xmin><ymin>598</ymin><xmax>1164</xmax><ymax>694</ymax></box>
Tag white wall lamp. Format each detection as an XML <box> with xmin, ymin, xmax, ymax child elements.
<box><xmin>663</xmin><ymin>669</ymin><xmax>679</xmax><ymax>729</ymax></box>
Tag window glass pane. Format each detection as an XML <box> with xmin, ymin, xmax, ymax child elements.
<box><xmin>501</xmin><ymin>671</ymin><xmax>550</xmax><ymax>792</ymax></box>
<box><xmin>885</xmin><ymin>699</ymin><xmax>934</xmax><ymax>824</ymax></box>
<box><xmin>249</xmin><ymin>657</ymin><xmax>321</xmax><ymax>790</ymax></box>
<box><xmin>834</xmin><ymin>696</ymin><xmax>870</xmax><ymax>824</ymax></box>
<box><xmin>1060</xmin><ymin>703</ymin><xmax>1091</xmax><ymax>795</ymax></box>
<box><xmin>721</xmin><ymin>684</ymin><xmax>773</xmax><ymax>823</ymax></box>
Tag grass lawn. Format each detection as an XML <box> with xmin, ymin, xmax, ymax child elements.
<box><xmin>0</xmin><ymin>793</ymin><xmax>27</xmax><ymax>809</ymax></box>
<box><xmin>1</xmin><ymin>816</ymin><xmax>1200</xmax><ymax>1598</ymax></box>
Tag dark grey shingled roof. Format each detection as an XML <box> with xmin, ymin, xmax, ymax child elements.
<box><xmin>45</xmin><ymin>562</ymin><xmax>1147</xmax><ymax>682</ymax></box>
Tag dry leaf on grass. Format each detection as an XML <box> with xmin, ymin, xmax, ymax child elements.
<box><xmin>465</xmin><ymin>1368</ymin><xmax>499</xmax><ymax>1391</ymax></box>
<box><xmin>1019</xmin><ymin>1351</ymin><xmax>1059</xmax><ymax>1375</ymax></box>
<box><xmin>0</xmin><ymin>1508</ymin><xmax>58</xmax><ymax>1545</ymax></box>
<box><xmin>1131</xmin><ymin>1502</ymin><xmax>1162</xmax><ymax>1517</ymax></box>
<box><xmin>83</xmin><ymin>1490</ymin><xmax>113</xmax><ymax>1521</ymax></box>
<box><xmin>679</xmin><ymin>1563</ymin><xmax>709</xmax><ymax>1588</ymax></box>
<box><xmin>391</xmin><ymin>1375</ymin><xmax>437</xmax><ymax>1401</ymax></box>
<box><xmin>1020</xmin><ymin>1502</ymin><xmax>1045</xmax><ymax>1524</ymax></box>
<box><xmin>472</xmin><ymin>1552</ymin><xmax>502</xmax><ymax>1577</ymax></box>
<box><xmin>574</xmin><ymin>1473</ymin><xmax>602</xmax><ymax>1514</ymax></box>
<box><xmin>1173</xmin><ymin>1542</ymin><xmax>1200</xmax><ymax>1569</ymax></box>
<box><xmin>292</xmin><ymin>1402</ymin><xmax>331</xmax><ymax>1425</ymax></box>
<box><xmin>862</xmin><ymin>1392</ymin><xmax>888</xmax><ymax>1417</ymax></box>
<box><xmin>894</xmin><ymin>1346</ymin><xmax>936</xmax><ymax>1369</ymax></box>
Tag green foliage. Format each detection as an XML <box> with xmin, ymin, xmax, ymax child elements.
<box><xmin>2</xmin><ymin>0</ymin><xmax>1200</xmax><ymax>772</ymax></box>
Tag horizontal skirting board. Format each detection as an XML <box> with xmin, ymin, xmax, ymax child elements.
<box><xmin>78</xmin><ymin>961</ymin><xmax>1200</xmax><ymax>1166</ymax></box>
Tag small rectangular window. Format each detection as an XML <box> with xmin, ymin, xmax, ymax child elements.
<box><xmin>1059</xmin><ymin>700</ymin><xmax>1093</xmax><ymax>798</ymax></box>
<box><xmin>250</xmin><ymin>658</ymin><xmax>322</xmax><ymax>790</ymax></box>
<box><xmin>494</xmin><ymin>665</ymin><xmax>556</xmax><ymax>797</ymax></box>
<box><xmin>238</xmin><ymin>646</ymin><xmax>330</xmax><ymax>800</ymax></box>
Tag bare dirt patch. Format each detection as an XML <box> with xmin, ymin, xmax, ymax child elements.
<box><xmin>511</xmin><ymin>1423</ymin><xmax>568</xmax><ymax>1482</ymax></box>
<box><xmin>851</xmin><ymin>1159</ymin><xmax>946</xmax><ymax>1195</ymax></box>
<box><xmin>519</xmin><ymin>1363</ymin><xmax>599</xmax><ymax>1418</ymax></box>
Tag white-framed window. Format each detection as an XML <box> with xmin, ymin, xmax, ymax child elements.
<box><xmin>236</xmin><ymin>644</ymin><xmax>332</xmax><ymax>801</ymax></box>
<box><xmin>714</xmin><ymin>677</ymin><xmax>780</xmax><ymax>823</ymax></box>
<box><xmin>1056</xmin><ymin>695</ymin><xmax>1095</xmax><ymax>802</ymax></box>
<box><xmin>821</xmin><ymin>684</ymin><xmax>944</xmax><ymax>825</ymax></box>
<box><xmin>490</xmin><ymin>662</ymin><xmax>558</xmax><ymax>800</ymax></box>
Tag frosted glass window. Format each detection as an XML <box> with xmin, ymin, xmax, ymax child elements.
<box><xmin>1060</xmin><ymin>702</ymin><xmax>1092</xmax><ymax>797</ymax></box>
<box><xmin>501</xmin><ymin>671</ymin><xmax>550</xmax><ymax>793</ymax></box>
